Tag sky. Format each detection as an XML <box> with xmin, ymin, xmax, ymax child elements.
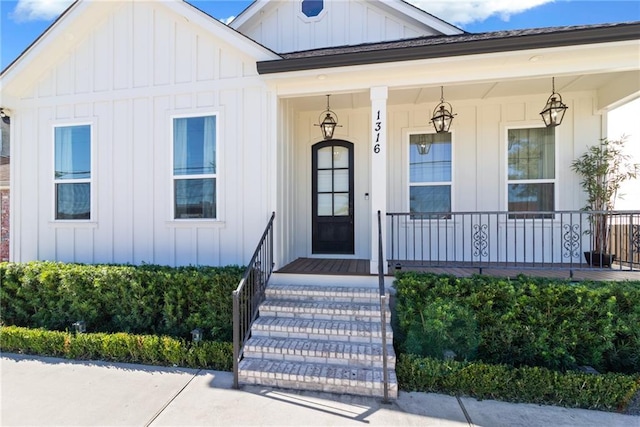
<box><xmin>1</xmin><ymin>0</ymin><xmax>639</xmax><ymax>70</ymax></box>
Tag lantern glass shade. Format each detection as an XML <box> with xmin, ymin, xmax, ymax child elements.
<box><xmin>413</xmin><ymin>134</ymin><xmax>432</xmax><ymax>155</ymax></box>
<box><xmin>320</xmin><ymin>113</ymin><xmax>337</xmax><ymax>140</ymax></box>
<box><xmin>540</xmin><ymin>95</ymin><xmax>568</xmax><ymax>127</ymax></box>
<box><xmin>315</xmin><ymin>95</ymin><xmax>341</xmax><ymax>140</ymax></box>
<box><xmin>431</xmin><ymin>104</ymin><xmax>454</xmax><ymax>133</ymax></box>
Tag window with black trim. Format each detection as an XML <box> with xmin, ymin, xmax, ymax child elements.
<box><xmin>173</xmin><ymin>115</ymin><xmax>217</xmax><ymax>219</ymax></box>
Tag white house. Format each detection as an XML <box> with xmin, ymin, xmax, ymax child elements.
<box><xmin>1</xmin><ymin>0</ymin><xmax>639</xmax><ymax>272</ymax></box>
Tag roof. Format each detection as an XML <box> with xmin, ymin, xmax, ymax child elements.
<box><xmin>230</xmin><ymin>0</ymin><xmax>463</xmax><ymax>36</ymax></box>
<box><xmin>257</xmin><ymin>21</ymin><xmax>640</xmax><ymax>74</ymax></box>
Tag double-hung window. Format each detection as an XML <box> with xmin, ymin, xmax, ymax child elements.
<box><xmin>409</xmin><ymin>132</ymin><xmax>452</xmax><ymax>218</ymax></box>
<box><xmin>172</xmin><ymin>115</ymin><xmax>217</xmax><ymax>219</ymax></box>
<box><xmin>54</xmin><ymin>125</ymin><xmax>91</xmax><ymax>220</ymax></box>
<box><xmin>507</xmin><ymin>127</ymin><xmax>555</xmax><ymax>218</ymax></box>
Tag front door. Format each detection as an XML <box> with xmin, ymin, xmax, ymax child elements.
<box><xmin>312</xmin><ymin>140</ymin><xmax>354</xmax><ymax>254</ymax></box>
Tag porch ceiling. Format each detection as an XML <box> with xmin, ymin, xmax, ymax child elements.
<box><xmin>285</xmin><ymin>70</ymin><xmax>639</xmax><ymax>112</ymax></box>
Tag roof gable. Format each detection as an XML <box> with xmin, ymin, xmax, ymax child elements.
<box><xmin>1</xmin><ymin>0</ymin><xmax>278</xmax><ymax>100</ymax></box>
<box><xmin>230</xmin><ymin>0</ymin><xmax>463</xmax><ymax>54</ymax></box>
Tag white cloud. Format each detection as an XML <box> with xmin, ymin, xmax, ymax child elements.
<box><xmin>10</xmin><ymin>0</ymin><xmax>74</xmax><ymax>23</ymax></box>
<box><xmin>220</xmin><ymin>15</ymin><xmax>235</xmax><ymax>25</ymax></box>
<box><xmin>409</xmin><ymin>0</ymin><xmax>554</xmax><ymax>25</ymax></box>
<box><xmin>8</xmin><ymin>0</ymin><xmax>554</xmax><ymax>27</ymax></box>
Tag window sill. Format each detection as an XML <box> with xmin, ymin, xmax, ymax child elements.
<box><xmin>49</xmin><ymin>221</ymin><xmax>98</xmax><ymax>228</ymax></box>
<box><xmin>165</xmin><ymin>220</ymin><xmax>225</xmax><ymax>228</ymax></box>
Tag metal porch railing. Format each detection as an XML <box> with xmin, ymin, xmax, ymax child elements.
<box><xmin>388</xmin><ymin>210</ymin><xmax>640</xmax><ymax>272</ymax></box>
<box><xmin>377</xmin><ymin>210</ymin><xmax>389</xmax><ymax>403</ymax></box>
<box><xmin>232</xmin><ymin>212</ymin><xmax>275</xmax><ymax>389</ymax></box>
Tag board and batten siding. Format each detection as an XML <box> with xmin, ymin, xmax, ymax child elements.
<box><xmin>385</xmin><ymin>95</ymin><xmax>592</xmax><ymax>214</ymax></box>
<box><xmin>12</xmin><ymin>1</ymin><xmax>274</xmax><ymax>266</ymax></box>
<box><xmin>237</xmin><ymin>0</ymin><xmax>435</xmax><ymax>53</ymax></box>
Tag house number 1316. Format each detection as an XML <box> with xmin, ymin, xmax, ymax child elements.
<box><xmin>373</xmin><ymin>110</ymin><xmax>382</xmax><ymax>154</ymax></box>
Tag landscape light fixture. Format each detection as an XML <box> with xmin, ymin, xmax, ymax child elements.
<box><xmin>540</xmin><ymin>77</ymin><xmax>568</xmax><ymax>127</ymax></box>
<box><xmin>191</xmin><ymin>328</ymin><xmax>203</xmax><ymax>343</ymax></box>
<box><xmin>315</xmin><ymin>95</ymin><xmax>341</xmax><ymax>140</ymax></box>
<box><xmin>430</xmin><ymin>87</ymin><xmax>456</xmax><ymax>133</ymax></box>
<box><xmin>72</xmin><ymin>320</ymin><xmax>86</xmax><ymax>334</ymax></box>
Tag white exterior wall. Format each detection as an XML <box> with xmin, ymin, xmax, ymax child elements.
<box><xmin>11</xmin><ymin>1</ymin><xmax>274</xmax><ymax>266</ymax></box>
<box><xmin>237</xmin><ymin>0</ymin><xmax>437</xmax><ymax>53</ymax></box>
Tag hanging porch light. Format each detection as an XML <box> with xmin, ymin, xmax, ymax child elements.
<box><xmin>540</xmin><ymin>77</ymin><xmax>568</xmax><ymax>127</ymax></box>
<box><xmin>414</xmin><ymin>134</ymin><xmax>432</xmax><ymax>155</ymax></box>
<box><xmin>430</xmin><ymin>87</ymin><xmax>456</xmax><ymax>133</ymax></box>
<box><xmin>315</xmin><ymin>94</ymin><xmax>341</xmax><ymax>140</ymax></box>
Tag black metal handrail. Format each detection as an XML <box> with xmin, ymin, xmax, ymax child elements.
<box><xmin>233</xmin><ymin>212</ymin><xmax>275</xmax><ymax>389</ymax></box>
<box><xmin>377</xmin><ymin>210</ymin><xmax>389</xmax><ymax>403</ymax></box>
<box><xmin>387</xmin><ymin>210</ymin><xmax>639</xmax><ymax>272</ymax></box>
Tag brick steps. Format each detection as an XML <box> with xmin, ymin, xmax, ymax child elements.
<box><xmin>259</xmin><ymin>300</ymin><xmax>390</xmax><ymax>321</ymax></box>
<box><xmin>238</xmin><ymin>283</ymin><xmax>397</xmax><ymax>399</ymax></box>
<box><xmin>238</xmin><ymin>359</ymin><xmax>398</xmax><ymax>397</ymax></box>
<box><xmin>243</xmin><ymin>336</ymin><xmax>396</xmax><ymax>368</ymax></box>
<box><xmin>265</xmin><ymin>284</ymin><xmax>379</xmax><ymax>303</ymax></box>
<box><xmin>251</xmin><ymin>317</ymin><xmax>393</xmax><ymax>342</ymax></box>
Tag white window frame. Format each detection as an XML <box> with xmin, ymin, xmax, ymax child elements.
<box><xmin>52</xmin><ymin>120</ymin><xmax>95</xmax><ymax>223</ymax></box>
<box><xmin>406</xmin><ymin>128</ymin><xmax>454</xmax><ymax>219</ymax></box>
<box><xmin>170</xmin><ymin>112</ymin><xmax>219</xmax><ymax>222</ymax></box>
<box><xmin>298</xmin><ymin>0</ymin><xmax>327</xmax><ymax>22</ymax></box>
<box><xmin>504</xmin><ymin>123</ymin><xmax>558</xmax><ymax>219</ymax></box>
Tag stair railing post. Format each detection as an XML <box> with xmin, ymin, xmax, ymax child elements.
<box><xmin>377</xmin><ymin>210</ymin><xmax>390</xmax><ymax>403</ymax></box>
<box><xmin>380</xmin><ymin>294</ymin><xmax>389</xmax><ymax>403</ymax></box>
<box><xmin>232</xmin><ymin>288</ymin><xmax>240</xmax><ymax>389</ymax></box>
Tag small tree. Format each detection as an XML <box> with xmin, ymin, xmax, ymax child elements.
<box><xmin>571</xmin><ymin>136</ymin><xmax>638</xmax><ymax>255</ymax></box>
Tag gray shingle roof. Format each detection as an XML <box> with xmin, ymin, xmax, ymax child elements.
<box><xmin>258</xmin><ymin>22</ymin><xmax>640</xmax><ymax>74</ymax></box>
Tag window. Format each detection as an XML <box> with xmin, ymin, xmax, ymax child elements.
<box><xmin>409</xmin><ymin>132</ymin><xmax>452</xmax><ymax>218</ymax></box>
<box><xmin>54</xmin><ymin>125</ymin><xmax>91</xmax><ymax>220</ymax></box>
<box><xmin>173</xmin><ymin>115</ymin><xmax>217</xmax><ymax>219</ymax></box>
<box><xmin>507</xmin><ymin>127</ymin><xmax>555</xmax><ymax>218</ymax></box>
<box><xmin>301</xmin><ymin>0</ymin><xmax>323</xmax><ymax>18</ymax></box>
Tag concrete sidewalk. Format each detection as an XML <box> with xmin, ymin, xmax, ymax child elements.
<box><xmin>0</xmin><ymin>354</ymin><xmax>637</xmax><ymax>427</ymax></box>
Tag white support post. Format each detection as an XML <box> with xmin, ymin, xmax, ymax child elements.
<box><xmin>370</xmin><ymin>87</ymin><xmax>388</xmax><ymax>275</ymax></box>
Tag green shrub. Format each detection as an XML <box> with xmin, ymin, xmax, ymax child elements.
<box><xmin>0</xmin><ymin>262</ymin><xmax>243</xmax><ymax>342</ymax></box>
<box><xmin>403</xmin><ymin>298</ymin><xmax>480</xmax><ymax>361</ymax></box>
<box><xmin>397</xmin><ymin>354</ymin><xmax>640</xmax><ymax>412</ymax></box>
<box><xmin>394</xmin><ymin>272</ymin><xmax>639</xmax><ymax>373</ymax></box>
<box><xmin>0</xmin><ymin>326</ymin><xmax>232</xmax><ymax>371</ymax></box>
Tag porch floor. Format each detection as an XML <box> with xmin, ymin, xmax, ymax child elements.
<box><xmin>277</xmin><ymin>258</ymin><xmax>639</xmax><ymax>281</ymax></box>
<box><xmin>276</xmin><ymin>258</ymin><xmax>371</xmax><ymax>275</ymax></box>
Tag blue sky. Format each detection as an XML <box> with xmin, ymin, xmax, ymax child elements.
<box><xmin>1</xmin><ymin>0</ymin><xmax>639</xmax><ymax>71</ymax></box>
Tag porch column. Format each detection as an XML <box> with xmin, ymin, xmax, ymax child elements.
<box><xmin>370</xmin><ymin>86</ymin><xmax>388</xmax><ymax>275</ymax></box>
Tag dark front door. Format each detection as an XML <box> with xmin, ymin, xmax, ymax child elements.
<box><xmin>312</xmin><ymin>140</ymin><xmax>354</xmax><ymax>254</ymax></box>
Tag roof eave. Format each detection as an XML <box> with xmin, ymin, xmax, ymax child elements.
<box><xmin>257</xmin><ymin>23</ymin><xmax>640</xmax><ymax>74</ymax></box>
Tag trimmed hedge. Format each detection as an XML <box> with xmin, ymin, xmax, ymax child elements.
<box><xmin>397</xmin><ymin>354</ymin><xmax>640</xmax><ymax>412</ymax></box>
<box><xmin>0</xmin><ymin>262</ymin><xmax>244</xmax><ymax>342</ymax></box>
<box><xmin>0</xmin><ymin>325</ymin><xmax>232</xmax><ymax>370</ymax></box>
<box><xmin>394</xmin><ymin>272</ymin><xmax>640</xmax><ymax>373</ymax></box>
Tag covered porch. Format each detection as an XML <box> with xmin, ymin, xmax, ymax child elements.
<box><xmin>266</xmin><ymin>27</ymin><xmax>639</xmax><ymax>277</ymax></box>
